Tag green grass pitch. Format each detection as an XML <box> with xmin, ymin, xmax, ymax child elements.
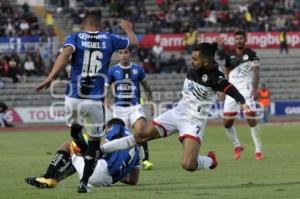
<box><xmin>0</xmin><ymin>124</ymin><xmax>299</xmax><ymax>199</ymax></box>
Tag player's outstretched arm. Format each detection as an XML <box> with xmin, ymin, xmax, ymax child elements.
<box><xmin>35</xmin><ymin>46</ymin><xmax>74</xmax><ymax>91</ymax></box>
<box><xmin>119</xmin><ymin>20</ymin><xmax>138</xmax><ymax>47</ymax></box>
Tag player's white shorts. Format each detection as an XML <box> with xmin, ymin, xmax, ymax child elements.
<box><xmin>112</xmin><ymin>104</ymin><xmax>146</xmax><ymax>128</ymax></box>
<box><xmin>223</xmin><ymin>88</ymin><xmax>257</xmax><ymax>118</ymax></box>
<box><xmin>153</xmin><ymin>106</ymin><xmax>206</xmax><ymax>144</ymax></box>
<box><xmin>65</xmin><ymin>96</ymin><xmax>105</xmax><ymax>137</ymax></box>
<box><xmin>71</xmin><ymin>154</ymin><xmax>113</xmax><ymax>187</ymax></box>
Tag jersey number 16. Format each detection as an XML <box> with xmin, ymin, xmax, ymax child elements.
<box><xmin>82</xmin><ymin>50</ymin><xmax>103</xmax><ymax>77</ymax></box>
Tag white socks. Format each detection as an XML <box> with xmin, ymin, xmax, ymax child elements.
<box><xmin>225</xmin><ymin>126</ymin><xmax>241</xmax><ymax>147</ymax></box>
<box><xmin>101</xmin><ymin>135</ymin><xmax>136</xmax><ymax>153</ymax></box>
<box><xmin>250</xmin><ymin>125</ymin><xmax>262</xmax><ymax>153</ymax></box>
<box><xmin>197</xmin><ymin>155</ymin><xmax>213</xmax><ymax>170</ymax></box>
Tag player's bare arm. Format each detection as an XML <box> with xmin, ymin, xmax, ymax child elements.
<box><xmin>104</xmin><ymin>84</ymin><xmax>112</xmax><ymax>109</ymax></box>
<box><xmin>224</xmin><ymin>66</ymin><xmax>231</xmax><ymax>79</ymax></box>
<box><xmin>119</xmin><ymin>20</ymin><xmax>138</xmax><ymax>47</ymax></box>
<box><xmin>35</xmin><ymin>46</ymin><xmax>74</xmax><ymax>91</ymax></box>
<box><xmin>141</xmin><ymin>80</ymin><xmax>153</xmax><ymax>101</ymax></box>
<box><xmin>252</xmin><ymin>66</ymin><xmax>259</xmax><ymax>99</ymax></box>
<box><xmin>120</xmin><ymin>167</ymin><xmax>140</xmax><ymax>185</ymax></box>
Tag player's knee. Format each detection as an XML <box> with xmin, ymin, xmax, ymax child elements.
<box><xmin>60</xmin><ymin>142</ymin><xmax>71</xmax><ymax>153</ymax></box>
<box><xmin>181</xmin><ymin>160</ymin><xmax>197</xmax><ymax>172</ymax></box>
<box><xmin>224</xmin><ymin>120</ymin><xmax>234</xmax><ymax>128</ymax></box>
<box><xmin>248</xmin><ymin>119</ymin><xmax>257</xmax><ymax>127</ymax></box>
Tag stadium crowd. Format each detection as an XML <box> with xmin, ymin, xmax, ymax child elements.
<box><xmin>48</xmin><ymin>0</ymin><xmax>300</xmax><ymax>34</ymax></box>
<box><xmin>0</xmin><ymin>2</ymin><xmax>56</xmax><ymax>83</ymax></box>
<box><xmin>1</xmin><ymin>0</ymin><xmax>300</xmax><ymax>81</ymax></box>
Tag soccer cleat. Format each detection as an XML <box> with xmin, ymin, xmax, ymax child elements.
<box><xmin>24</xmin><ymin>177</ymin><xmax>57</xmax><ymax>189</ymax></box>
<box><xmin>234</xmin><ymin>145</ymin><xmax>244</xmax><ymax>160</ymax></box>
<box><xmin>142</xmin><ymin>160</ymin><xmax>154</xmax><ymax>170</ymax></box>
<box><xmin>207</xmin><ymin>151</ymin><xmax>218</xmax><ymax>169</ymax></box>
<box><xmin>77</xmin><ymin>181</ymin><xmax>90</xmax><ymax>193</ymax></box>
<box><xmin>255</xmin><ymin>152</ymin><xmax>264</xmax><ymax>160</ymax></box>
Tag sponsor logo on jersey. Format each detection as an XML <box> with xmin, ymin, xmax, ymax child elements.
<box><xmin>78</xmin><ymin>33</ymin><xmax>108</xmax><ymax>40</ymax></box>
<box><xmin>202</xmin><ymin>74</ymin><xmax>208</xmax><ymax>82</ymax></box>
<box><xmin>188</xmin><ymin>82</ymin><xmax>194</xmax><ymax>91</ymax></box>
<box><xmin>243</xmin><ymin>54</ymin><xmax>249</xmax><ymax>60</ymax></box>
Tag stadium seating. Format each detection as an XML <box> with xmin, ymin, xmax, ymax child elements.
<box><xmin>1</xmin><ymin>49</ymin><xmax>300</xmax><ymax>107</ymax></box>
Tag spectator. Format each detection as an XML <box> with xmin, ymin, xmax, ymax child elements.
<box><xmin>7</xmin><ymin>57</ymin><xmax>23</xmax><ymax>83</ymax></box>
<box><xmin>165</xmin><ymin>54</ymin><xmax>178</xmax><ymax>73</ymax></box>
<box><xmin>45</xmin><ymin>11</ymin><xmax>54</xmax><ymax>28</ymax></box>
<box><xmin>23</xmin><ymin>54</ymin><xmax>36</xmax><ymax>76</ymax></box>
<box><xmin>109</xmin><ymin>0</ymin><xmax>118</xmax><ymax>17</ymax></box>
<box><xmin>258</xmin><ymin>84</ymin><xmax>271</xmax><ymax>123</ymax></box>
<box><xmin>33</xmin><ymin>50</ymin><xmax>45</xmax><ymax>75</ymax></box>
<box><xmin>279</xmin><ymin>29</ymin><xmax>288</xmax><ymax>54</ymax></box>
<box><xmin>183</xmin><ymin>26</ymin><xmax>198</xmax><ymax>54</ymax></box>
<box><xmin>0</xmin><ymin>101</ymin><xmax>13</xmax><ymax>128</ymax></box>
<box><xmin>176</xmin><ymin>52</ymin><xmax>187</xmax><ymax>73</ymax></box>
<box><xmin>22</xmin><ymin>2</ymin><xmax>29</xmax><ymax>14</ymax></box>
<box><xmin>152</xmin><ymin>40</ymin><xmax>163</xmax><ymax>58</ymax></box>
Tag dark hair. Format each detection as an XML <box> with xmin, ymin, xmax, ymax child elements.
<box><xmin>193</xmin><ymin>42</ymin><xmax>218</xmax><ymax>59</ymax></box>
<box><xmin>82</xmin><ymin>11</ymin><xmax>101</xmax><ymax>26</ymax></box>
<box><xmin>234</xmin><ymin>31</ymin><xmax>247</xmax><ymax>38</ymax></box>
<box><xmin>106</xmin><ymin>118</ymin><xmax>125</xmax><ymax>127</ymax></box>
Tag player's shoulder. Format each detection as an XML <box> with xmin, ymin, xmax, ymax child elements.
<box><xmin>209</xmin><ymin>63</ymin><xmax>225</xmax><ymax>77</ymax></box>
<box><xmin>244</xmin><ymin>48</ymin><xmax>257</xmax><ymax>56</ymax></box>
<box><xmin>109</xmin><ymin>64</ymin><xmax>121</xmax><ymax>71</ymax></box>
<box><xmin>65</xmin><ymin>32</ymin><xmax>78</xmax><ymax>40</ymax></box>
<box><xmin>131</xmin><ymin>63</ymin><xmax>143</xmax><ymax>70</ymax></box>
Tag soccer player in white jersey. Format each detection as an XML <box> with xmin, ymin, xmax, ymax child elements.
<box><xmin>105</xmin><ymin>48</ymin><xmax>154</xmax><ymax>170</ymax></box>
<box><xmin>35</xmin><ymin>12</ymin><xmax>138</xmax><ymax>192</ymax></box>
<box><xmin>220</xmin><ymin>31</ymin><xmax>263</xmax><ymax>160</ymax></box>
<box><xmin>100</xmin><ymin>42</ymin><xmax>252</xmax><ymax>173</ymax></box>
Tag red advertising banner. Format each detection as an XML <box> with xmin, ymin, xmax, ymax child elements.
<box><xmin>138</xmin><ymin>32</ymin><xmax>300</xmax><ymax>51</ymax></box>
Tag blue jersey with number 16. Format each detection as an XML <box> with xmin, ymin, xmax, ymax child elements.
<box><xmin>64</xmin><ymin>31</ymin><xmax>129</xmax><ymax>100</ymax></box>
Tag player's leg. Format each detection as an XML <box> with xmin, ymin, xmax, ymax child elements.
<box><xmin>65</xmin><ymin>97</ymin><xmax>88</xmax><ymax>154</ymax></box>
<box><xmin>223</xmin><ymin>96</ymin><xmax>243</xmax><ymax>160</ymax></box>
<box><xmin>130</xmin><ymin>105</ymin><xmax>153</xmax><ymax>170</ymax></box>
<box><xmin>246</xmin><ymin>112</ymin><xmax>263</xmax><ymax>160</ymax></box>
<box><xmin>112</xmin><ymin>105</ymin><xmax>130</xmax><ymax>128</ymax></box>
<box><xmin>101</xmin><ymin>120</ymin><xmax>161</xmax><ymax>153</ymax></box>
<box><xmin>101</xmin><ymin>108</ymin><xmax>177</xmax><ymax>153</ymax></box>
<box><xmin>78</xmin><ymin>100</ymin><xmax>105</xmax><ymax>193</ymax></box>
<box><xmin>178</xmin><ymin>117</ymin><xmax>217</xmax><ymax>171</ymax></box>
<box><xmin>25</xmin><ymin>142</ymin><xmax>76</xmax><ymax>189</ymax></box>
<box><xmin>72</xmin><ymin>154</ymin><xmax>113</xmax><ymax>187</ymax></box>
<box><xmin>181</xmin><ymin>138</ymin><xmax>216</xmax><ymax>171</ymax></box>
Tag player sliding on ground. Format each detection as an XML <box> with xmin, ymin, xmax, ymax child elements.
<box><xmin>101</xmin><ymin>42</ymin><xmax>252</xmax><ymax>172</ymax></box>
<box><xmin>24</xmin><ymin>118</ymin><xmax>140</xmax><ymax>190</ymax></box>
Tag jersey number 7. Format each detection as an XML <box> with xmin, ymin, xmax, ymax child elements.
<box><xmin>82</xmin><ymin>50</ymin><xmax>103</xmax><ymax>77</ymax></box>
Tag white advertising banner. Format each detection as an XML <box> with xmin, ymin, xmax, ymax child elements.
<box><xmin>5</xmin><ymin>106</ymin><xmax>66</xmax><ymax>124</ymax></box>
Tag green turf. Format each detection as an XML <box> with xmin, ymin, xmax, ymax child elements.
<box><xmin>0</xmin><ymin>124</ymin><xmax>300</xmax><ymax>199</ymax></box>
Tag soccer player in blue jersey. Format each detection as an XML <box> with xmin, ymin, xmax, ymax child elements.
<box><xmin>105</xmin><ymin>48</ymin><xmax>154</xmax><ymax>170</ymax></box>
<box><xmin>35</xmin><ymin>12</ymin><xmax>138</xmax><ymax>192</ymax></box>
<box><xmin>24</xmin><ymin>118</ymin><xmax>140</xmax><ymax>190</ymax></box>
